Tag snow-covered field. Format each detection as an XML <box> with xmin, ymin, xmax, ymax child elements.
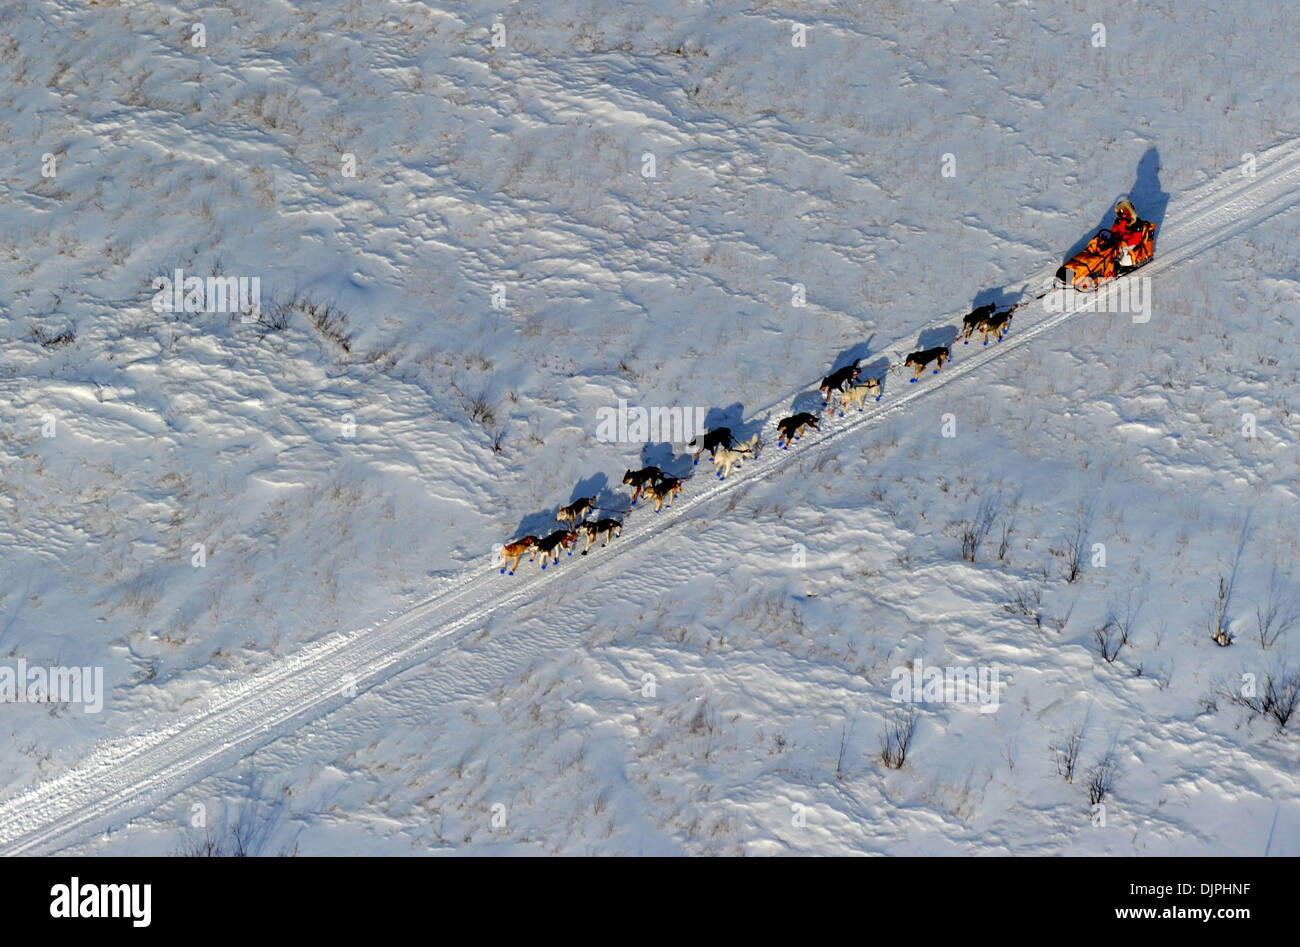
<box><xmin>2</xmin><ymin>0</ymin><xmax>1298</xmax><ymax>855</ymax></box>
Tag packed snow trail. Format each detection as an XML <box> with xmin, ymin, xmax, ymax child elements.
<box><xmin>3</xmin><ymin>139</ymin><xmax>1300</xmax><ymax>855</ymax></box>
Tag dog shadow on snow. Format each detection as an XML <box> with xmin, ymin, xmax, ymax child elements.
<box><xmin>829</xmin><ymin>336</ymin><xmax>875</xmax><ymax>375</ymax></box>
<box><xmin>915</xmin><ymin>325</ymin><xmax>959</xmax><ymax>350</ymax></box>
<box><xmin>969</xmin><ymin>286</ymin><xmax>1021</xmax><ymax>314</ymax></box>
<box><xmin>790</xmin><ymin>335</ymin><xmax>884</xmax><ymax>413</ymax></box>
<box><xmin>954</xmin><ymin>286</ymin><xmax>1022</xmax><ymax>349</ymax></box>
<box><xmin>510</xmin><ymin>471</ymin><xmax>618</xmax><ymax>538</ymax></box>
<box><xmin>640</xmin><ymin>402</ymin><xmax>764</xmax><ymax>475</ymax></box>
<box><xmin>638</xmin><ymin>439</ymin><xmax>681</xmax><ymax>475</ymax></box>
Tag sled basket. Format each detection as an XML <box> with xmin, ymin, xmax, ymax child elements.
<box><xmin>1056</xmin><ymin>220</ymin><xmax>1155</xmax><ymax>291</ymax></box>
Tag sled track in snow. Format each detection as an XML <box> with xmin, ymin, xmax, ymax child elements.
<box><xmin>4</xmin><ymin>140</ymin><xmax>1300</xmax><ymax>854</ymax></box>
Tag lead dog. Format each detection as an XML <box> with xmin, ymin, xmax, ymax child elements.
<box><xmin>835</xmin><ymin>378</ymin><xmax>882</xmax><ymax>414</ymax></box>
<box><xmin>712</xmin><ymin>434</ymin><xmax>760</xmax><ymax>479</ymax></box>
<box><xmin>536</xmin><ymin>529</ymin><xmax>577</xmax><ymax>569</ymax></box>
<box><xmin>498</xmin><ymin>535</ymin><xmax>540</xmax><ymax>575</ymax></box>
<box><xmin>623</xmin><ymin>466</ymin><xmax>663</xmax><ymax>505</ymax></box>
<box><xmin>776</xmin><ymin>412</ymin><xmax>820</xmax><ymax>449</ymax></box>
<box><xmin>643</xmin><ymin>475</ymin><xmax>684</xmax><ymax>512</ymax></box>
<box><xmin>577</xmin><ymin>517</ymin><xmax>622</xmax><ymax>554</ymax></box>
<box><xmin>689</xmin><ymin>427</ymin><xmax>735</xmax><ymax>465</ymax></box>
<box><xmin>557</xmin><ymin>496</ymin><xmax>597</xmax><ymax>525</ymax></box>
<box><xmin>903</xmin><ymin>345</ymin><xmax>950</xmax><ymax>381</ymax></box>
<box><xmin>819</xmin><ymin>360</ymin><xmax>861</xmax><ymax>407</ymax></box>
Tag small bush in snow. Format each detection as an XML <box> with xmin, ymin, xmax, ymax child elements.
<box><xmin>30</xmin><ymin>326</ymin><xmax>76</xmax><ymax>348</ymax></box>
<box><xmin>174</xmin><ymin>823</ymin><xmax>299</xmax><ymax>857</ymax></box>
<box><xmin>1093</xmin><ymin>615</ymin><xmax>1126</xmax><ymax>663</ymax></box>
<box><xmin>957</xmin><ymin>493</ymin><xmax>1000</xmax><ymax>563</ymax></box>
<box><xmin>1254</xmin><ymin>559</ymin><xmax>1299</xmax><ymax>649</ymax></box>
<box><xmin>1004</xmin><ymin>582</ymin><xmax>1043</xmax><ymax>630</ymax></box>
<box><xmin>996</xmin><ymin>510</ymin><xmax>1016</xmax><ymax>562</ymax></box>
<box><xmin>1087</xmin><ymin>748</ymin><xmax>1119</xmax><ymax>806</ymax></box>
<box><xmin>1207</xmin><ymin>575</ymin><xmax>1236</xmax><ymax>647</ymax></box>
<box><xmin>879</xmin><ymin>707</ymin><xmax>917</xmax><ymax>769</ymax></box>
<box><xmin>1052</xmin><ymin>507</ymin><xmax>1091</xmax><ymax>583</ymax></box>
<box><xmin>1224</xmin><ymin>669</ymin><xmax>1300</xmax><ymax>731</ymax></box>
<box><xmin>1050</xmin><ymin>726</ymin><xmax>1083</xmax><ymax>783</ymax></box>
<box><xmin>265</xmin><ymin>293</ymin><xmax>351</xmax><ymax>351</ymax></box>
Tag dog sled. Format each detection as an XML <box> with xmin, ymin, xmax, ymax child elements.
<box><xmin>1055</xmin><ymin>198</ymin><xmax>1155</xmax><ymax>291</ymax></box>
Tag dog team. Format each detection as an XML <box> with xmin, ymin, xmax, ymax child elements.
<box><xmin>499</xmin><ymin>299</ymin><xmax>1020</xmax><ymax>573</ymax></box>
<box><xmin>495</xmin><ymin>432</ymin><xmax>752</xmax><ymax>575</ymax></box>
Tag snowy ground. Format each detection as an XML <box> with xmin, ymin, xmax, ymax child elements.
<box><xmin>1</xmin><ymin>0</ymin><xmax>1298</xmax><ymax>855</ymax></box>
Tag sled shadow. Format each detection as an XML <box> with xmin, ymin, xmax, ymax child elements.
<box><xmin>1062</xmin><ymin>146</ymin><xmax>1169</xmax><ymax>260</ymax></box>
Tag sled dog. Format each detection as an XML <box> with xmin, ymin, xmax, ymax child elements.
<box><xmin>686</xmin><ymin>426</ymin><xmax>738</xmax><ymax>463</ymax></box>
<box><xmin>557</xmin><ymin>496</ymin><xmax>597</xmax><ymax>525</ymax></box>
<box><xmin>689</xmin><ymin>427</ymin><xmax>735</xmax><ymax>465</ymax></box>
<box><xmin>836</xmin><ymin>378</ymin><xmax>882</xmax><ymax>414</ymax></box>
<box><xmin>577</xmin><ymin>518</ymin><xmax>622</xmax><ymax>554</ymax></box>
<box><xmin>536</xmin><ymin>529</ymin><xmax>578</xmax><ymax>569</ymax></box>
<box><xmin>904</xmin><ymin>345</ymin><xmax>950</xmax><ymax>380</ymax></box>
<box><xmin>644</xmin><ymin>476</ymin><xmax>684</xmax><ymax>512</ymax></box>
<box><xmin>960</xmin><ymin>303</ymin><xmax>997</xmax><ymax>344</ymax></box>
<box><xmin>776</xmin><ymin>412</ymin><xmax>820</xmax><ymax>448</ymax></box>
<box><xmin>819</xmin><ymin>360</ymin><xmax>861</xmax><ymax>406</ymax></box>
<box><xmin>623</xmin><ymin>466</ymin><xmax>664</xmax><ymax>505</ymax></box>
<box><xmin>712</xmin><ymin>434</ymin><xmax>760</xmax><ymax>479</ymax></box>
<box><xmin>979</xmin><ymin>308</ymin><xmax>1014</xmax><ymax>345</ymax></box>
<box><xmin>499</xmin><ymin>535</ymin><xmax>540</xmax><ymax>575</ymax></box>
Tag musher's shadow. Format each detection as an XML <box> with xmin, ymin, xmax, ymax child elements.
<box><xmin>1062</xmin><ymin>146</ymin><xmax>1168</xmax><ymax>261</ymax></box>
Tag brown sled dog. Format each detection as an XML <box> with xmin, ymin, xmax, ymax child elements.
<box><xmin>903</xmin><ymin>345</ymin><xmax>950</xmax><ymax>381</ymax></box>
<box><xmin>499</xmin><ymin>535</ymin><xmax>540</xmax><ymax>575</ymax></box>
<box><xmin>819</xmin><ymin>360</ymin><xmax>861</xmax><ymax>408</ymax></box>
<box><xmin>557</xmin><ymin>496</ymin><xmax>597</xmax><ymax>525</ymax></box>
<box><xmin>623</xmin><ymin>466</ymin><xmax>663</xmax><ymax>506</ymax></box>
<box><xmin>643</xmin><ymin>475</ymin><xmax>684</xmax><ymax>513</ymax></box>
<box><xmin>959</xmin><ymin>303</ymin><xmax>997</xmax><ymax>344</ymax></box>
<box><xmin>979</xmin><ymin>307</ymin><xmax>1015</xmax><ymax>345</ymax></box>
<box><xmin>577</xmin><ymin>518</ymin><xmax>622</xmax><ymax>554</ymax></box>
<box><xmin>536</xmin><ymin>529</ymin><xmax>578</xmax><ymax>570</ymax></box>
<box><xmin>776</xmin><ymin>412</ymin><xmax>820</xmax><ymax>449</ymax></box>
